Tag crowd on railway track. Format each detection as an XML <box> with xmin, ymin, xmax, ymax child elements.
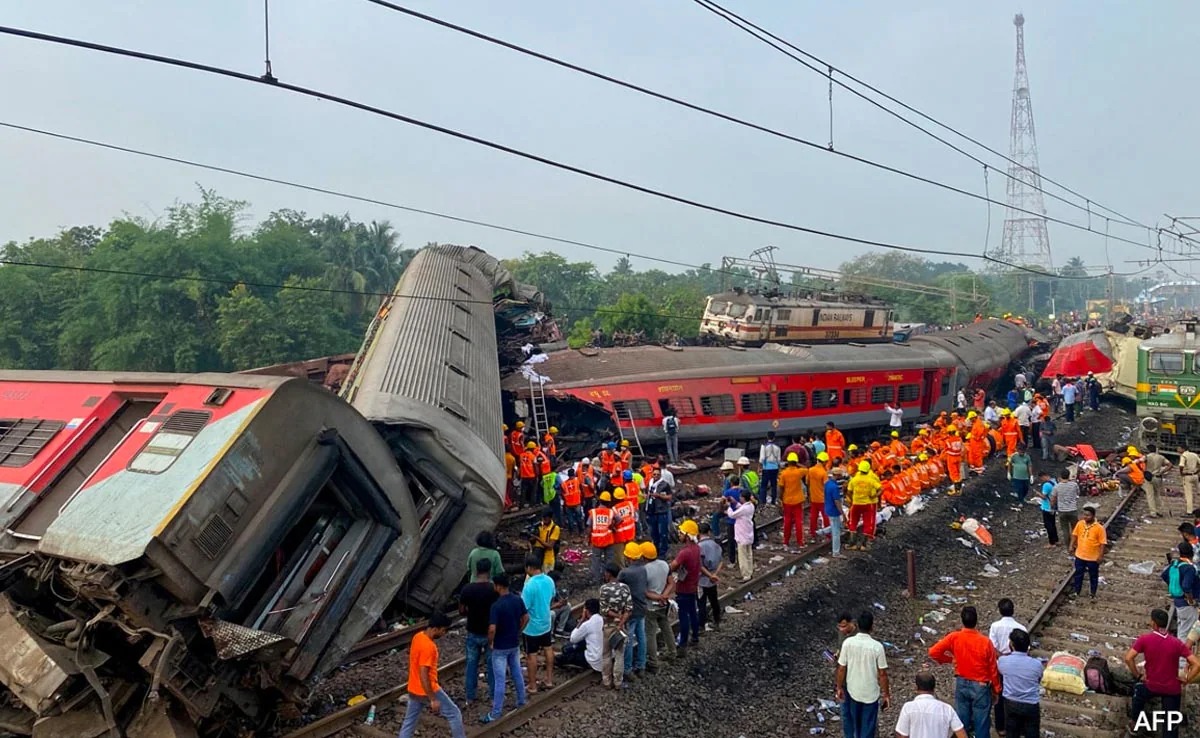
<box><xmin>394</xmin><ymin>384</ymin><xmax>1200</xmax><ymax>738</ymax></box>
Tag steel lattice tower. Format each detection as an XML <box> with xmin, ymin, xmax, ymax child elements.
<box><xmin>994</xmin><ymin>13</ymin><xmax>1053</xmax><ymax>271</ymax></box>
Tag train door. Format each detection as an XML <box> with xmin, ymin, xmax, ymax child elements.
<box><xmin>920</xmin><ymin>369</ymin><xmax>939</xmax><ymax>416</ymax></box>
<box><xmin>864</xmin><ymin>309</ymin><xmax>875</xmax><ymax>328</ymax></box>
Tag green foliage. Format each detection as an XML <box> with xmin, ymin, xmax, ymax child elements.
<box><xmin>0</xmin><ymin>191</ymin><xmax>405</xmax><ymax>372</ymax></box>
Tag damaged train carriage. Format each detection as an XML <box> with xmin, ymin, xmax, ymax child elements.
<box><xmin>0</xmin><ymin>372</ymin><xmax>422</xmax><ymax>736</ymax></box>
<box><xmin>341</xmin><ymin>245</ymin><xmax>536</xmax><ymax>613</ymax></box>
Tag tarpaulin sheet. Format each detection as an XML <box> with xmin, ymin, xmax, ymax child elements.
<box><xmin>1041</xmin><ymin>329</ymin><xmax>1114</xmax><ymax>379</ymax></box>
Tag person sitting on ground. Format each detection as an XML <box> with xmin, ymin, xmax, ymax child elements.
<box><xmin>556</xmin><ymin>598</ymin><xmax>603</xmax><ymax>674</ymax></box>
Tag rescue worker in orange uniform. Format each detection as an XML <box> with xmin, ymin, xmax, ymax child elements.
<box><xmin>807</xmin><ymin>452</ymin><xmax>830</xmax><ymax>539</ymax></box>
<box><xmin>966</xmin><ymin>411</ymin><xmax>988</xmax><ymax>474</ymax></box>
<box><xmin>509</xmin><ymin>422</ymin><xmax>526</xmax><ymax>457</ymax></box>
<box><xmin>944</xmin><ymin>427</ymin><xmax>965</xmax><ymax>496</ymax></box>
<box><xmin>910</xmin><ymin>428</ymin><xmax>929</xmax><ymax>457</ymax></box>
<box><xmin>999</xmin><ymin>408</ymin><xmax>1021</xmax><ymax>457</ymax></box>
<box><xmin>561</xmin><ymin>468</ymin><xmax>583</xmax><ymax>534</ymax></box>
<box><xmin>542</xmin><ymin>426</ymin><xmax>558</xmax><ymax>460</ymax></box>
<box><xmin>599</xmin><ymin>442</ymin><xmax>618</xmax><ymax>477</ymax></box>
<box><xmin>987</xmin><ymin>425</ymin><xmax>1004</xmax><ymax>458</ymax></box>
<box><xmin>845</xmin><ymin>444</ymin><xmax>864</xmax><ymax>473</ymax></box>
<box><xmin>617</xmin><ymin>440</ymin><xmax>633</xmax><ymax>472</ymax></box>
<box><xmin>518</xmin><ymin>441</ymin><xmax>539</xmax><ymax>507</ymax></box>
<box><xmin>888</xmin><ymin>430</ymin><xmax>907</xmax><ymax>460</ymax></box>
<box><xmin>825</xmin><ymin>422</ymin><xmax>846</xmax><ymax>466</ymax></box>
<box><xmin>611</xmin><ymin>488</ymin><xmax>637</xmax><ymax>567</ymax></box>
<box><xmin>575</xmin><ymin>457</ymin><xmax>597</xmax><ymax>511</ymax></box>
<box><xmin>778</xmin><ymin>452</ymin><xmax>807</xmax><ymax>549</ymax></box>
<box><xmin>588</xmin><ymin>491</ymin><xmax>614</xmax><ymax>582</ymax></box>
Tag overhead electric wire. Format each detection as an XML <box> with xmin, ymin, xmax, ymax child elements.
<box><xmin>354</xmin><ymin>0</ymin><xmax>1162</xmax><ymax>256</ymax></box>
<box><xmin>0</xmin><ymin>24</ymin><xmax>1145</xmax><ymax>279</ymax></box>
<box><xmin>690</xmin><ymin>0</ymin><xmax>1154</xmax><ymax>233</ymax></box>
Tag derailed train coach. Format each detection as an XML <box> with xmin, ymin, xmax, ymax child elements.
<box><xmin>339</xmin><ymin>244</ymin><xmax>516</xmax><ymax>614</ymax></box>
<box><xmin>0</xmin><ymin>372</ymin><xmax>422</xmax><ymax>736</ymax></box>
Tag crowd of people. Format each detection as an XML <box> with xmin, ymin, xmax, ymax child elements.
<box><xmin>395</xmin><ymin>376</ymin><xmax>1200</xmax><ymax>738</ymax></box>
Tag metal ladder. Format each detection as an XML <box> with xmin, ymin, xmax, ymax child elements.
<box><xmin>615</xmin><ymin>407</ymin><xmax>645</xmax><ymax>457</ymax></box>
<box><xmin>528</xmin><ymin>376</ymin><xmax>550</xmax><ymax>441</ymax></box>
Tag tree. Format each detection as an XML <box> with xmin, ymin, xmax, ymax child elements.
<box><xmin>216</xmin><ymin>285</ymin><xmax>289</xmax><ymax>369</ymax></box>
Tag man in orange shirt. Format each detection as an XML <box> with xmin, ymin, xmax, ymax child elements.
<box><xmin>399</xmin><ymin>612</ymin><xmax>466</xmax><ymax>738</ymax></box>
<box><xmin>928</xmin><ymin>606</ymin><xmax>1000</xmax><ymax>738</ymax></box>
<box><xmin>944</xmin><ymin>428</ymin><xmax>965</xmax><ymax>496</ymax></box>
<box><xmin>807</xmin><ymin>453</ymin><xmax>830</xmax><ymax>539</ymax></box>
<box><xmin>825</xmin><ymin>422</ymin><xmax>846</xmax><ymax>466</ymax></box>
<box><xmin>1070</xmin><ymin>504</ymin><xmax>1108</xmax><ymax>599</ymax></box>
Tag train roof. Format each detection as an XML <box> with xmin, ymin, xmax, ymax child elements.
<box><xmin>504</xmin><ymin>319</ymin><xmax>1028</xmax><ymax>390</ymax></box>
<box><xmin>1141</xmin><ymin>326</ymin><xmax>1200</xmax><ymax>350</ymax></box>
<box><xmin>0</xmin><ymin>370</ymin><xmax>296</xmax><ymax>389</ymax></box>
<box><xmin>705</xmin><ymin>290</ymin><xmax>887</xmax><ymax>308</ymax></box>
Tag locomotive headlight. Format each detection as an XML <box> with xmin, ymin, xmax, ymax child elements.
<box><xmin>1140</xmin><ymin>416</ymin><xmax>1159</xmax><ymax>433</ymax></box>
<box><xmin>1182</xmin><ymin>385</ymin><xmax>1197</xmax><ymax>397</ymax></box>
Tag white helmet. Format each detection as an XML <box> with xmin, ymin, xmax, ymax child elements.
<box><xmin>737</xmin><ymin>456</ymin><xmax>751</xmax><ymax>466</ymax></box>
<box><xmin>580</xmin><ymin>457</ymin><xmax>591</xmax><ymax>465</ymax></box>
<box><xmin>720</xmin><ymin>461</ymin><xmax>735</xmax><ymax>471</ymax></box>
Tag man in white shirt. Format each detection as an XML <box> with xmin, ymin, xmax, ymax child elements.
<box><xmin>987</xmin><ymin>598</ymin><xmax>1027</xmax><ymax>737</ymax></box>
<box><xmin>1012</xmin><ymin>402</ymin><xmax>1032</xmax><ymax>440</ymax></box>
<box><xmin>896</xmin><ymin>672</ymin><xmax>967</xmax><ymax>738</ymax></box>
<box><xmin>983</xmin><ymin>402</ymin><xmax>1000</xmax><ymax>425</ymax></box>
<box><xmin>885</xmin><ymin>404</ymin><xmax>904</xmax><ymax>430</ymax></box>
<box><xmin>836</xmin><ymin>611</ymin><xmax>890</xmax><ymax>738</ymax></box>
<box><xmin>557</xmin><ymin>598</ymin><xmax>603</xmax><ymax>673</ymax></box>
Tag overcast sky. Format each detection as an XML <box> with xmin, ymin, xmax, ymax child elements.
<box><xmin>2</xmin><ymin>1</ymin><xmax>1197</xmax><ymax>278</ymax></box>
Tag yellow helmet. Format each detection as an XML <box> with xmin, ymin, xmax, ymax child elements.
<box><xmin>1001</xmin><ymin>408</ymin><xmax>1011</xmax><ymax>415</ymax></box>
<box><xmin>857</xmin><ymin>461</ymin><xmax>872</xmax><ymax>473</ymax></box>
<box><xmin>525</xmin><ymin>441</ymin><xmax>537</xmax><ymax>449</ymax></box>
<box><xmin>967</xmin><ymin>411</ymin><xmax>977</xmax><ymax>419</ymax></box>
<box><xmin>787</xmin><ymin>452</ymin><xmax>800</xmax><ymax>463</ymax></box>
<box><xmin>613</xmin><ymin>488</ymin><xmax>626</xmax><ymax>500</ymax></box>
<box><xmin>919</xmin><ymin>428</ymin><xmax>929</xmax><ymax>435</ymax></box>
<box><xmin>503</xmin><ymin>423</ymin><xmax>509</xmax><ymax>431</ymax></box>
<box><xmin>623</xmin><ymin>541</ymin><xmax>643</xmax><ymax>560</ymax></box>
<box><xmin>1122</xmin><ymin>457</ymin><xmax>1132</xmax><ymax>465</ymax></box>
<box><xmin>549</xmin><ymin>426</ymin><xmax>558</xmax><ymax>434</ymax></box>
<box><xmin>948</xmin><ymin>426</ymin><xmax>958</xmax><ymax>434</ymax></box>
<box><xmin>678</xmin><ymin>519</ymin><xmax>699</xmax><ymax>537</ymax></box>
<box><xmin>516</xmin><ymin>421</ymin><xmax>525</xmax><ymax>429</ymax></box>
<box><xmin>599</xmin><ymin>491</ymin><xmax>612</xmax><ymax>502</ymax></box>
<box><xmin>890</xmin><ymin>430</ymin><xmax>899</xmax><ymax>438</ymax></box>
<box><xmin>1126</xmin><ymin>445</ymin><xmax>1140</xmax><ymax>457</ymax></box>
<box><xmin>918</xmin><ymin>453</ymin><xmax>928</xmax><ymax>461</ymax></box>
<box><xmin>620</xmin><ymin>439</ymin><xmax>630</xmax><ymax>447</ymax></box>
<box><xmin>848</xmin><ymin>444</ymin><xmax>859</xmax><ymax>451</ymax></box>
<box><xmin>639</xmin><ymin>541</ymin><xmax>658</xmax><ymax>559</ymax></box>
<box><xmin>817</xmin><ymin>451</ymin><xmax>829</xmax><ymax>462</ymax></box>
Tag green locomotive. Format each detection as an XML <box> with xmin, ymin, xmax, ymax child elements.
<box><xmin>1137</xmin><ymin>319</ymin><xmax>1200</xmax><ymax>453</ymax></box>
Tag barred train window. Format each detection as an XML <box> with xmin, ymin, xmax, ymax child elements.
<box><xmin>777</xmin><ymin>391</ymin><xmax>807</xmax><ymax>412</ymax></box>
<box><xmin>898</xmin><ymin>384</ymin><xmax>921</xmax><ymax>402</ymax></box>
<box><xmin>700</xmin><ymin>394</ymin><xmax>735</xmax><ymax>417</ymax></box>
<box><xmin>740</xmin><ymin>393</ymin><xmax>772</xmax><ymax>414</ymax></box>
<box><xmin>812</xmin><ymin>390</ymin><xmax>838</xmax><ymax>409</ymax></box>
<box><xmin>871</xmin><ymin>386</ymin><xmax>894</xmax><ymax>405</ymax></box>
<box><xmin>0</xmin><ymin>419</ymin><xmax>64</xmax><ymax>468</ymax></box>
<box><xmin>611</xmin><ymin>399</ymin><xmax>654</xmax><ymax>420</ymax></box>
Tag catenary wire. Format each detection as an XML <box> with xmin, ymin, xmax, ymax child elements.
<box><xmin>0</xmin><ymin>25</ymin><xmax>1148</xmax><ymax>279</ymax></box>
<box><xmin>690</xmin><ymin>0</ymin><xmax>1153</xmax><ymax>233</ymax></box>
<box><xmin>355</xmin><ymin>0</ymin><xmax>1160</xmax><ymax>253</ymax></box>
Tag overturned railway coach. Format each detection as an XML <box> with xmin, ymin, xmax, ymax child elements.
<box><xmin>340</xmin><ymin>244</ymin><xmax>511</xmax><ymax>614</ymax></box>
<box><xmin>509</xmin><ymin>319</ymin><xmax>1031</xmax><ymax>446</ymax></box>
<box><xmin>0</xmin><ymin>372</ymin><xmax>421</xmax><ymax>736</ymax></box>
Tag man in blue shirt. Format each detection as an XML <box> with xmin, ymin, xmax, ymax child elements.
<box><xmin>486</xmin><ymin>572</ymin><xmax>528</xmax><ymax>723</ymax></box>
<box><xmin>759</xmin><ymin>432</ymin><xmax>782</xmax><ymax>506</ymax></box>
<box><xmin>996</xmin><ymin>629</ymin><xmax>1043</xmax><ymax>738</ymax></box>
<box><xmin>1062</xmin><ymin>380</ymin><xmax>1077</xmax><ymax>423</ymax></box>
<box><xmin>1032</xmin><ymin>471</ymin><xmax>1057</xmax><ymax>547</ymax></box>
<box><xmin>825</xmin><ymin>470</ymin><xmax>845</xmax><ymax>557</ymax></box>
<box><xmin>1162</xmin><ymin>542</ymin><xmax>1198</xmax><ymax>639</ymax></box>
<box><xmin>521</xmin><ymin>554</ymin><xmax>557</xmax><ymax>693</ymax></box>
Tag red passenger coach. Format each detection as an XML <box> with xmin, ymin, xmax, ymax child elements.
<box><xmin>0</xmin><ymin>371</ymin><xmax>423</xmax><ymax>734</ymax></box>
<box><xmin>507</xmin><ymin>319</ymin><xmax>1032</xmax><ymax>446</ymax></box>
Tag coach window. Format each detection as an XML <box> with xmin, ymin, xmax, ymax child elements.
<box><xmin>129</xmin><ymin>410</ymin><xmax>212</xmax><ymax>474</ymax></box>
<box><xmin>777</xmin><ymin>391</ymin><xmax>808</xmax><ymax>412</ymax></box>
<box><xmin>659</xmin><ymin>397</ymin><xmax>697</xmax><ymax>417</ymax></box>
<box><xmin>700</xmin><ymin>394</ymin><xmax>735</xmax><ymax>417</ymax></box>
<box><xmin>612</xmin><ymin>399</ymin><xmax>654</xmax><ymax>420</ymax></box>
<box><xmin>870</xmin><ymin>386</ymin><xmax>894</xmax><ymax>405</ymax></box>
<box><xmin>1149</xmin><ymin>351</ymin><xmax>1185</xmax><ymax>375</ymax></box>
<box><xmin>0</xmin><ymin>419</ymin><xmax>65</xmax><ymax>468</ymax></box>
<box><xmin>775</xmin><ymin>309</ymin><xmax>792</xmax><ymax>321</ymax></box>
<box><xmin>812</xmin><ymin>390</ymin><xmax>838</xmax><ymax>409</ymax></box>
<box><xmin>842</xmin><ymin>388</ymin><xmax>867</xmax><ymax>406</ymax></box>
<box><xmin>740</xmin><ymin>392</ymin><xmax>773</xmax><ymax>414</ymax></box>
<box><xmin>898</xmin><ymin>384</ymin><xmax>921</xmax><ymax>403</ymax></box>
<box><xmin>940</xmin><ymin>375</ymin><xmax>951</xmax><ymax>396</ymax></box>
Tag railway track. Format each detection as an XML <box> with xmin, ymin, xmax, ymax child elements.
<box><xmin>287</xmin><ymin>512</ymin><xmax>789</xmax><ymax>738</ymax></box>
<box><xmin>1023</xmin><ymin>489</ymin><xmax>1180</xmax><ymax>738</ymax></box>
